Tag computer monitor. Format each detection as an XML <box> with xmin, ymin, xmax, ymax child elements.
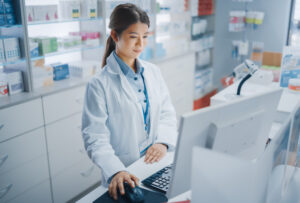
<box><xmin>167</xmin><ymin>88</ymin><xmax>283</xmax><ymax>199</ymax></box>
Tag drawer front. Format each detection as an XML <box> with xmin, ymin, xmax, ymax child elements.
<box><xmin>52</xmin><ymin>158</ymin><xmax>101</xmax><ymax>203</ymax></box>
<box><xmin>0</xmin><ymin>156</ymin><xmax>49</xmax><ymax>202</ymax></box>
<box><xmin>46</xmin><ymin>113</ymin><xmax>89</xmax><ymax>176</ymax></box>
<box><xmin>0</xmin><ymin>99</ymin><xmax>44</xmax><ymax>142</ymax></box>
<box><xmin>6</xmin><ymin>180</ymin><xmax>52</xmax><ymax>203</ymax></box>
<box><xmin>42</xmin><ymin>85</ymin><xmax>86</xmax><ymax>124</ymax></box>
<box><xmin>0</xmin><ymin>128</ymin><xmax>47</xmax><ymax>175</ymax></box>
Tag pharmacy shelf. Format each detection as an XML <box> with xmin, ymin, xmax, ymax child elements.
<box><xmin>31</xmin><ymin>45</ymin><xmax>104</xmax><ymax>61</ymax></box>
<box><xmin>0</xmin><ymin>24</ymin><xmax>23</xmax><ymax>29</ymax></box>
<box><xmin>28</xmin><ymin>17</ymin><xmax>103</xmax><ymax>26</ymax></box>
<box><xmin>0</xmin><ymin>58</ymin><xmax>26</xmax><ymax>66</ymax></box>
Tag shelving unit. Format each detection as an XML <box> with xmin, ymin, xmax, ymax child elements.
<box><xmin>190</xmin><ymin>0</ymin><xmax>217</xmax><ymax>110</ymax></box>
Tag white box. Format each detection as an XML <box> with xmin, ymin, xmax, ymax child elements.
<box><xmin>0</xmin><ymin>39</ymin><xmax>5</xmax><ymax>63</ymax></box>
<box><xmin>26</xmin><ymin>6</ymin><xmax>35</xmax><ymax>22</ymax></box>
<box><xmin>33</xmin><ymin>5</ymin><xmax>58</xmax><ymax>22</ymax></box>
<box><xmin>2</xmin><ymin>37</ymin><xmax>20</xmax><ymax>62</ymax></box>
<box><xmin>5</xmin><ymin>71</ymin><xmax>24</xmax><ymax>95</ymax></box>
<box><xmin>59</xmin><ymin>0</ymin><xmax>81</xmax><ymax>19</ymax></box>
<box><xmin>81</xmin><ymin>0</ymin><xmax>97</xmax><ymax>18</ymax></box>
<box><xmin>0</xmin><ymin>73</ymin><xmax>8</xmax><ymax>97</ymax></box>
<box><xmin>69</xmin><ymin>60</ymin><xmax>100</xmax><ymax>78</ymax></box>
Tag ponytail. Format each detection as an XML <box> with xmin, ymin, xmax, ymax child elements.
<box><xmin>102</xmin><ymin>36</ymin><xmax>116</xmax><ymax>67</ymax></box>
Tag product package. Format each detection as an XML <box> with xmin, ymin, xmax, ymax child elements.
<box><xmin>1</xmin><ymin>37</ymin><xmax>20</xmax><ymax>62</ymax></box>
<box><xmin>29</xmin><ymin>41</ymin><xmax>39</xmax><ymax>57</ymax></box>
<box><xmin>32</xmin><ymin>66</ymin><xmax>54</xmax><ymax>89</ymax></box>
<box><xmin>59</xmin><ymin>0</ymin><xmax>81</xmax><ymax>19</ymax></box>
<box><xmin>3</xmin><ymin>70</ymin><xmax>24</xmax><ymax>95</ymax></box>
<box><xmin>32</xmin><ymin>5</ymin><xmax>58</xmax><ymax>22</ymax></box>
<box><xmin>0</xmin><ymin>73</ymin><xmax>8</xmax><ymax>97</ymax></box>
<box><xmin>194</xmin><ymin>67</ymin><xmax>213</xmax><ymax>99</ymax></box>
<box><xmin>81</xmin><ymin>0</ymin><xmax>97</xmax><ymax>18</ymax></box>
<box><xmin>229</xmin><ymin>11</ymin><xmax>246</xmax><ymax>32</ymax></box>
<box><xmin>0</xmin><ymin>39</ymin><xmax>5</xmax><ymax>63</ymax></box>
<box><xmin>0</xmin><ymin>1</ymin><xmax>16</xmax><ymax>25</ymax></box>
<box><xmin>69</xmin><ymin>60</ymin><xmax>100</xmax><ymax>78</ymax></box>
<box><xmin>58</xmin><ymin>36</ymin><xmax>81</xmax><ymax>49</ymax></box>
<box><xmin>51</xmin><ymin>63</ymin><xmax>70</xmax><ymax>81</ymax></box>
<box><xmin>33</xmin><ymin>37</ymin><xmax>58</xmax><ymax>55</ymax></box>
<box><xmin>280</xmin><ymin>46</ymin><xmax>300</xmax><ymax>87</ymax></box>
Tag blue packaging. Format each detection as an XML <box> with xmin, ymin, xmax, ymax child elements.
<box><xmin>3</xmin><ymin>2</ymin><xmax>13</xmax><ymax>14</ymax></box>
<box><xmin>0</xmin><ymin>14</ymin><xmax>5</xmax><ymax>25</ymax></box>
<box><xmin>52</xmin><ymin>63</ymin><xmax>70</xmax><ymax>81</ymax></box>
<box><xmin>5</xmin><ymin>13</ymin><xmax>15</xmax><ymax>25</ymax></box>
<box><xmin>0</xmin><ymin>3</ymin><xmax>4</xmax><ymax>14</ymax></box>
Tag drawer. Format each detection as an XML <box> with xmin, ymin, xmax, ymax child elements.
<box><xmin>0</xmin><ymin>155</ymin><xmax>49</xmax><ymax>202</ymax></box>
<box><xmin>6</xmin><ymin>180</ymin><xmax>52</xmax><ymax>203</ymax></box>
<box><xmin>0</xmin><ymin>99</ymin><xmax>44</xmax><ymax>142</ymax></box>
<box><xmin>46</xmin><ymin>113</ymin><xmax>89</xmax><ymax>176</ymax></box>
<box><xmin>0</xmin><ymin>127</ymin><xmax>47</xmax><ymax>175</ymax></box>
<box><xmin>52</xmin><ymin>158</ymin><xmax>101</xmax><ymax>203</ymax></box>
<box><xmin>42</xmin><ymin>85</ymin><xmax>86</xmax><ymax>124</ymax></box>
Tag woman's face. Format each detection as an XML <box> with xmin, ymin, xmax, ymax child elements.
<box><xmin>113</xmin><ymin>22</ymin><xmax>149</xmax><ymax>60</ymax></box>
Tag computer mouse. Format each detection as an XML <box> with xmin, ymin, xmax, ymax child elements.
<box><xmin>123</xmin><ymin>182</ymin><xmax>145</xmax><ymax>203</ymax></box>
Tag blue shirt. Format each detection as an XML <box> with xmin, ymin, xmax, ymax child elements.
<box><xmin>113</xmin><ymin>51</ymin><xmax>151</xmax><ymax>144</ymax></box>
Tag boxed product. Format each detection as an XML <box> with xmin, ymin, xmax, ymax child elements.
<box><xmin>0</xmin><ymin>39</ymin><xmax>5</xmax><ymax>63</ymax></box>
<box><xmin>69</xmin><ymin>60</ymin><xmax>100</xmax><ymax>78</ymax></box>
<box><xmin>81</xmin><ymin>0</ymin><xmax>97</xmax><ymax>18</ymax></box>
<box><xmin>0</xmin><ymin>14</ymin><xmax>5</xmax><ymax>25</ymax></box>
<box><xmin>3</xmin><ymin>70</ymin><xmax>24</xmax><ymax>95</ymax></box>
<box><xmin>1</xmin><ymin>37</ymin><xmax>20</xmax><ymax>62</ymax></box>
<box><xmin>33</xmin><ymin>5</ymin><xmax>58</xmax><ymax>22</ymax></box>
<box><xmin>59</xmin><ymin>0</ymin><xmax>81</xmax><ymax>19</ymax></box>
<box><xmin>5</xmin><ymin>13</ymin><xmax>15</xmax><ymax>25</ymax></box>
<box><xmin>29</xmin><ymin>41</ymin><xmax>39</xmax><ymax>57</ymax></box>
<box><xmin>194</xmin><ymin>67</ymin><xmax>213</xmax><ymax>99</ymax></box>
<box><xmin>69</xmin><ymin>31</ymin><xmax>100</xmax><ymax>46</ymax></box>
<box><xmin>32</xmin><ymin>66</ymin><xmax>54</xmax><ymax>89</ymax></box>
<box><xmin>51</xmin><ymin>63</ymin><xmax>70</xmax><ymax>81</ymax></box>
<box><xmin>57</xmin><ymin>36</ymin><xmax>81</xmax><ymax>49</ymax></box>
<box><xmin>26</xmin><ymin>6</ymin><xmax>34</xmax><ymax>22</ymax></box>
<box><xmin>0</xmin><ymin>72</ymin><xmax>8</xmax><ymax>97</ymax></box>
<box><xmin>33</xmin><ymin>37</ymin><xmax>58</xmax><ymax>55</ymax></box>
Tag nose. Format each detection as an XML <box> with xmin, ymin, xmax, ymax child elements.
<box><xmin>136</xmin><ymin>36</ymin><xmax>143</xmax><ymax>48</ymax></box>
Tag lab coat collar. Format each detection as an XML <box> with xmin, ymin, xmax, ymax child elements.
<box><xmin>106</xmin><ymin>52</ymin><xmax>146</xmax><ymax>76</ymax></box>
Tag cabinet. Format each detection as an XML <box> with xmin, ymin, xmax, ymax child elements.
<box><xmin>0</xmin><ymin>126</ymin><xmax>51</xmax><ymax>203</ymax></box>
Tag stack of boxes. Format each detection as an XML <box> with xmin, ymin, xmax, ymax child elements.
<box><xmin>194</xmin><ymin>68</ymin><xmax>213</xmax><ymax>100</ymax></box>
<box><xmin>26</xmin><ymin>5</ymin><xmax>58</xmax><ymax>22</ymax></box>
<box><xmin>0</xmin><ymin>0</ymin><xmax>16</xmax><ymax>26</ymax></box>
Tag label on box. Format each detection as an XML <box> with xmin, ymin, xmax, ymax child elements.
<box><xmin>0</xmin><ymin>81</ymin><xmax>8</xmax><ymax>96</ymax></box>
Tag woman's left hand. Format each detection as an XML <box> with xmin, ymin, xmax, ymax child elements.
<box><xmin>144</xmin><ymin>143</ymin><xmax>167</xmax><ymax>164</ymax></box>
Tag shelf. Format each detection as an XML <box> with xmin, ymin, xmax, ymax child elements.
<box><xmin>28</xmin><ymin>17</ymin><xmax>103</xmax><ymax>26</ymax></box>
<box><xmin>0</xmin><ymin>24</ymin><xmax>23</xmax><ymax>29</ymax></box>
<box><xmin>0</xmin><ymin>58</ymin><xmax>26</xmax><ymax>66</ymax></box>
<box><xmin>31</xmin><ymin>45</ymin><xmax>104</xmax><ymax>61</ymax></box>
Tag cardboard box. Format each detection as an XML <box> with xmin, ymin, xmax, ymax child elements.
<box><xmin>262</xmin><ymin>52</ymin><xmax>282</xmax><ymax>67</ymax></box>
<box><xmin>32</xmin><ymin>66</ymin><xmax>53</xmax><ymax>89</ymax></box>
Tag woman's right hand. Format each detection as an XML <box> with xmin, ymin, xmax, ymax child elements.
<box><xmin>108</xmin><ymin>171</ymin><xmax>139</xmax><ymax>200</ymax></box>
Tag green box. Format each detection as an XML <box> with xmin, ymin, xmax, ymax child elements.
<box><xmin>33</xmin><ymin>37</ymin><xmax>58</xmax><ymax>55</ymax></box>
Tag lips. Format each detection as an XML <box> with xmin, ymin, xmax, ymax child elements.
<box><xmin>134</xmin><ymin>50</ymin><xmax>142</xmax><ymax>53</ymax></box>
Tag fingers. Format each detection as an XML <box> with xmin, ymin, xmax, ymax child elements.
<box><xmin>124</xmin><ymin>175</ymin><xmax>135</xmax><ymax>188</ymax></box>
<box><xmin>130</xmin><ymin>174</ymin><xmax>140</xmax><ymax>186</ymax></box>
<box><xmin>111</xmin><ymin>180</ymin><xmax>118</xmax><ymax>200</ymax></box>
<box><xmin>118</xmin><ymin>177</ymin><xmax>125</xmax><ymax>195</ymax></box>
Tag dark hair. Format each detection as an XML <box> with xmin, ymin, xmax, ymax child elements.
<box><xmin>102</xmin><ymin>3</ymin><xmax>150</xmax><ymax>67</ymax></box>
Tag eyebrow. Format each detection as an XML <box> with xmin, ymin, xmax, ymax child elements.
<box><xmin>129</xmin><ymin>32</ymin><xmax>149</xmax><ymax>35</ymax></box>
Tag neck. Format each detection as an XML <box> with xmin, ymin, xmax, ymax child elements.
<box><xmin>115</xmin><ymin>49</ymin><xmax>136</xmax><ymax>73</ymax></box>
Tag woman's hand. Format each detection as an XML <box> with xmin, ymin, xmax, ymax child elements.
<box><xmin>108</xmin><ymin>171</ymin><xmax>139</xmax><ymax>200</ymax></box>
<box><xmin>144</xmin><ymin>143</ymin><xmax>168</xmax><ymax>164</ymax></box>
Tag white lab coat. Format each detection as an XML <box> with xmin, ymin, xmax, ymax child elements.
<box><xmin>81</xmin><ymin>52</ymin><xmax>177</xmax><ymax>186</ymax></box>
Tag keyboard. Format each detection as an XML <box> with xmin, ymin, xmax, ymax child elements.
<box><xmin>142</xmin><ymin>164</ymin><xmax>173</xmax><ymax>194</ymax></box>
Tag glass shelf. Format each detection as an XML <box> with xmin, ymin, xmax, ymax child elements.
<box><xmin>0</xmin><ymin>24</ymin><xmax>23</xmax><ymax>29</ymax></box>
<box><xmin>31</xmin><ymin>45</ymin><xmax>104</xmax><ymax>61</ymax></box>
<box><xmin>0</xmin><ymin>58</ymin><xmax>26</xmax><ymax>66</ymax></box>
<box><xmin>28</xmin><ymin>17</ymin><xmax>103</xmax><ymax>26</ymax></box>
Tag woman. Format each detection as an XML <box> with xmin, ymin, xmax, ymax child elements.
<box><xmin>81</xmin><ymin>3</ymin><xmax>177</xmax><ymax>200</ymax></box>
